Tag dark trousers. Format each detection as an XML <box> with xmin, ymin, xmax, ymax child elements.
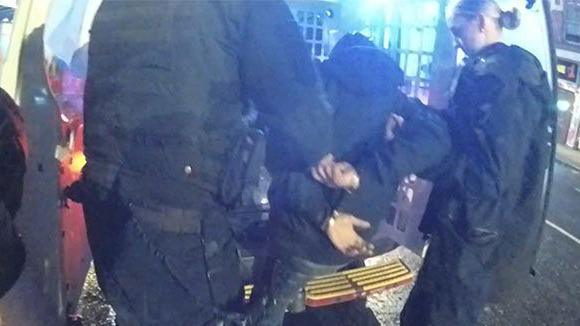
<box><xmin>400</xmin><ymin>222</ymin><xmax>492</xmax><ymax>326</ymax></box>
<box><xmin>83</xmin><ymin>192</ymin><xmax>244</xmax><ymax>326</ymax></box>
<box><xmin>251</xmin><ymin>256</ymin><xmax>342</xmax><ymax>326</ymax></box>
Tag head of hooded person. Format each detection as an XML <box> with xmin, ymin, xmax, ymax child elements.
<box><xmin>321</xmin><ymin>33</ymin><xmax>404</xmax><ymax>98</ymax></box>
<box><xmin>447</xmin><ymin>0</ymin><xmax>521</xmax><ymax>56</ymax></box>
<box><xmin>328</xmin><ymin>33</ymin><xmax>376</xmax><ymax>59</ymax></box>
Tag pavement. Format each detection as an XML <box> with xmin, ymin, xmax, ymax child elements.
<box><xmin>556</xmin><ymin>144</ymin><xmax>580</xmax><ymax>172</ymax></box>
<box><xmin>478</xmin><ymin>161</ymin><xmax>580</xmax><ymax>326</ymax></box>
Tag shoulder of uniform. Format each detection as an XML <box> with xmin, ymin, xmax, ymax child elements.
<box><xmin>471</xmin><ymin>45</ymin><xmax>514</xmax><ymax>79</ymax></box>
<box><xmin>472</xmin><ymin>44</ymin><xmax>544</xmax><ymax>83</ymax></box>
<box><xmin>510</xmin><ymin>45</ymin><xmax>547</xmax><ymax>85</ymax></box>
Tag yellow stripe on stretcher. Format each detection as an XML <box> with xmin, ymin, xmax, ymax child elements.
<box><xmin>305</xmin><ymin>271</ymin><xmax>410</xmax><ymax>297</ymax></box>
<box><xmin>307</xmin><ymin>288</ymin><xmax>358</xmax><ymax>300</ymax></box>
<box><xmin>361</xmin><ymin>273</ymin><xmax>414</xmax><ymax>292</ymax></box>
<box><xmin>307</xmin><ymin>266</ymin><xmax>409</xmax><ymax>290</ymax></box>
<box><xmin>308</xmin><ymin>263</ymin><xmax>403</xmax><ymax>283</ymax></box>
<box><xmin>311</xmin><ymin>261</ymin><xmax>402</xmax><ymax>280</ymax></box>
<box><xmin>349</xmin><ymin>267</ymin><xmax>408</xmax><ymax>283</ymax></box>
<box><xmin>307</xmin><ymin>262</ymin><xmax>404</xmax><ymax>285</ymax></box>
<box><xmin>306</xmin><ymin>269</ymin><xmax>411</xmax><ymax>296</ymax></box>
<box><xmin>306</xmin><ymin>273</ymin><xmax>414</xmax><ymax>301</ymax></box>
<box><xmin>305</xmin><ymin>266</ymin><xmax>405</xmax><ymax>289</ymax></box>
<box><xmin>243</xmin><ymin>260</ymin><xmax>414</xmax><ymax>304</ymax></box>
<box><xmin>307</xmin><ymin>283</ymin><xmax>353</xmax><ymax>295</ymax></box>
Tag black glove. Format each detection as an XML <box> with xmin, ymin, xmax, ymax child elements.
<box><xmin>63</xmin><ymin>177</ymin><xmax>112</xmax><ymax>204</ymax></box>
<box><xmin>63</xmin><ymin>180</ymin><xmax>86</xmax><ymax>204</ymax></box>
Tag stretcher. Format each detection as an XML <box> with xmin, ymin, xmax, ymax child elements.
<box><xmin>244</xmin><ymin>258</ymin><xmax>414</xmax><ymax>308</ymax></box>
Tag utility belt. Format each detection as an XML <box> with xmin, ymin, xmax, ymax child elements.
<box><xmin>117</xmin><ymin>126</ymin><xmax>266</xmax><ymax>206</ymax></box>
<box><xmin>117</xmin><ymin>166</ymin><xmax>220</xmax><ymax>209</ymax></box>
<box><xmin>110</xmin><ymin>128</ymin><xmax>264</xmax><ymax>229</ymax></box>
<box><xmin>127</xmin><ymin>202</ymin><xmax>203</xmax><ymax>234</ymax></box>
<box><xmin>77</xmin><ymin>127</ymin><xmax>266</xmax><ymax>236</ymax></box>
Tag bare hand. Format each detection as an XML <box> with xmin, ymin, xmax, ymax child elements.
<box><xmin>385</xmin><ymin>114</ymin><xmax>405</xmax><ymax>142</ymax></box>
<box><xmin>311</xmin><ymin>154</ymin><xmax>360</xmax><ymax>191</ymax></box>
<box><xmin>326</xmin><ymin>212</ymin><xmax>374</xmax><ymax>257</ymax></box>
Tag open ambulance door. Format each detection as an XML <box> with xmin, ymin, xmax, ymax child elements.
<box><xmin>0</xmin><ymin>1</ymin><xmax>100</xmax><ymax>325</ymax></box>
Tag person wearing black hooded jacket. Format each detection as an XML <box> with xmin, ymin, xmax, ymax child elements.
<box><xmin>250</xmin><ymin>34</ymin><xmax>452</xmax><ymax>326</ymax></box>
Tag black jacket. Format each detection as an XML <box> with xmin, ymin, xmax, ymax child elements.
<box><xmin>412</xmin><ymin>43</ymin><xmax>553</xmax><ymax>314</ymax></box>
<box><xmin>84</xmin><ymin>0</ymin><xmax>332</xmax><ymax>208</ymax></box>
<box><xmin>0</xmin><ymin>88</ymin><xmax>26</xmax><ymax>298</ymax></box>
<box><xmin>269</xmin><ymin>47</ymin><xmax>451</xmax><ymax>265</ymax></box>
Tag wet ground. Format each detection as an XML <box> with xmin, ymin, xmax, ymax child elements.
<box><xmin>77</xmin><ymin>163</ymin><xmax>580</xmax><ymax>326</ymax></box>
<box><xmin>364</xmin><ymin>248</ymin><xmax>422</xmax><ymax>326</ymax></box>
<box><xmin>77</xmin><ymin>248</ymin><xmax>421</xmax><ymax>326</ymax></box>
<box><xmin>76</xmin><ymin>265</ymin><xmax>115</xmax><ymax>326</ymax></box>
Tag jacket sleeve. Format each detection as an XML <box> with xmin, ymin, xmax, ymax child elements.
<box><xmin>334</xmin><ymin>97</ymin><xmax>451</xmax><ymax>230</ymax></box>
<box><xmin>380</xmin><ymin>97</ymin><xmax>452</xmax><ymax>182</ymax></box>
<box><xmin>82</xmin><ymin>97</ymin><xmax>123</xmax><ymax>191</ymax></box>
<box><xmin>239</xmin><ymin>0</ymin><xmax>333</xmax><ymax>168</ymax></box>
<box><xmin>82</xmin><ymin>3</ymin><xmax>125</xmax><ymax>191</ymax></box>
<box><xmin>272</xmin><ymin>172</ymin><xmax>332</xmax><ymax>229</ymax></box>
<box><xmin>334</xmin><ymin>153</ymin><xmax>396</xmax><ymax>234</ymax></box>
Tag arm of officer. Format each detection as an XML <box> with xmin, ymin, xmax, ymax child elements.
<box><xmin>239</xmin><ymin>0</ymin><xmax>333</xmax><ymax>168</ymax></box>
<box><xmin>380</xmin><ymin>97</ymin><xmax>452</xmax><ymax>182</ymax></box>
<box><xmin>82</xmin><ymin>96</ymin><xmax>122</xmax><ymax>195</ymax></box>
<box><xmin>82</xmin><ymin>69</ymin><xmax>123</xmax><ymax>194</ymax></box>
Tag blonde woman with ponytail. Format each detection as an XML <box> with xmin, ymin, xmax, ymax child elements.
<box><xmin>401</xmin><ymin>0</ymin><xmax>553</xmax><ymax>325</ymax></box>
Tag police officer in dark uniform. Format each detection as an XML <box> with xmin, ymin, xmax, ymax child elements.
<box><xmin>401</xmin><ymin>1</ymin><xmax>553</xmax><ymax>325</ymax></box>
<box><xmin>0</xmin><ymin>88</ymin><xmax>26</xmax><ymax>298</ymax></box>
<box><xmin>75</xmin><ymin>1</ymin><xmax>340</xmax><ymax>325</ymax></box>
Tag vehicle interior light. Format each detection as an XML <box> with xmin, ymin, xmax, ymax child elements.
<box><xmin>557</xmin><ymin>100</ymin><xmax>571</xmax><ymax>112</ymax></box>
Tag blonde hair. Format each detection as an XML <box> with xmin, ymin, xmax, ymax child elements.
<box><xmin>452</xmin><ymin>0</ymin><xmax>521</xmax><ymax>30</ymax></box>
